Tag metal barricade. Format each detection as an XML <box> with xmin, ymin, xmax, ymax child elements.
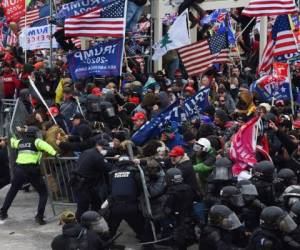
<box><xmin>42</xmin><ymin>157</ymin><xmax>78</xmax><ymax>215</ymax></box>
<box><xmin>0</xmin><ymin>99</ymin><xmax>17</xmax><ymax>137</ymax></box>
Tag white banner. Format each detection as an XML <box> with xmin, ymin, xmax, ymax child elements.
<box><xmin>20</xmin><ymin>25</ymin><xmax>58</xmax><ymax>50</ymax></box>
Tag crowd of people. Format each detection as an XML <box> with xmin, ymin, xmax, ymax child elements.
<box><xmin>1</xmin><ymin>1</ymin><xmax>300</xmax><ymax>250</ymax></box>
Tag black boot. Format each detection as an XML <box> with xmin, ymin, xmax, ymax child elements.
<box><xmin>35</xmin><ymin>215</ymin><xmax>46</xmax><ymax>225</ymax></box>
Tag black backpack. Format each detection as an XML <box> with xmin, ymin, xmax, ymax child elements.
<box><xmin>66</xmin><ymin>229</ymin><xmax>89</xmax><ymax>250</ymax></box>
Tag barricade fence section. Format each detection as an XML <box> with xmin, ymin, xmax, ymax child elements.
<box><xmin>42</xmin><ymin>157</ymin><xmax>78</xmax><ymax>214</ymax></box>
<box><xmin>0</xmin><ymin>99</ymin><xmax>17</xmax><ymax>137</ymax></box>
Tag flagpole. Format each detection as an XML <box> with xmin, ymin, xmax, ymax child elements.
<box><xmin>49</xmin><ymin>0</ymin><xmax>53</xmax><ymax>69</ymax></box>
<box><xmin>288</xmin><ymin>63</ymin><xmax>295</xmax><ymax>115</ymax></box>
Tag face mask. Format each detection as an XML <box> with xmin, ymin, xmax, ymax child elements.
<box><xmin>230</xmin><ymin>84</ymin><xmax>237</xmax><ymax>89</ymax></box>
<box><xmin>109</xmin><ymin>142</ymin><xmax>114</xmax><ymax>148</ymax></box>
<box><xmin>100</xmin><ymin>150</ymin><xmax>107</xmax><ymax>156</ymax></box>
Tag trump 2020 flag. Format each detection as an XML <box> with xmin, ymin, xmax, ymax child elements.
<box><xmin>67</xmin><ymin>38</ymin><xmax>123</xmax><ymax>81</ymax></box>
<box><xmin>184</xmin><ymin>87</ymin><xmax>210</xmax><ymax>118</ymax></box>
<box><xmin>250</xmin><ymin>62</ymin><xmax>291</xmax><ymax>102</ymax></box>
<box><xmin>152</xmin><ymin>9</ymin><xmax>190</xmax><ymax>60</ymax></box>
<box><xmin>229</xmin><ymin>116</ymin><xmax>261</xmax><ymax>176</ymax></box>
<box><xmin>132</xmin><ymin>100</ymin><xmax>181</xmax><ymax>146</ymax></box>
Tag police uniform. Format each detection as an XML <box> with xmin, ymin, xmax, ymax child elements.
<box><xmin>0</xmin><ymin>136</ymin><xmax>56</xmax><ymax>222</ymax></box>
<box><xmin>72</xmin><ymin>146</ymin><xmax>110</xmax><ymax>221</ymax></box>
<box><xmin>108</xmin><ymin>159</ymin><xmax>152</xmax><ymax>246</ymax></box>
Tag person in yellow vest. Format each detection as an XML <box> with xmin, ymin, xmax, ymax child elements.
<box><xmin>0</xmin><ymin>126</ymin><xmax>57</xmax><ymax>225</ymax></box>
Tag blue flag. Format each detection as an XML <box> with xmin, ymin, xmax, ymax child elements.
<box><xmin>56</xmin><ymin>0</ymin><xmax>112</xmax><ymax>20</ymax></box>
<box><xmin>184</xmin><ymin>87</ymin><xmax>210</xmax><ymax>118</ymax></box>
<box><xmin>200</xmin><ymin>9</ymin><xmax>235</xmax><ymax>45</ymax></box>
<box><xmin>31</xmin><ymin>17</ymin><xmax>49</xmax><ymax>27</ymax></box>
<box><xmin>132</xmin><ymin>100</ymin><xmax>181</xmax><ymax>146</ymax></box>
<box><xmin>132</xmin><ymin>88</ymin><xmax>210</xmax><ymax>146</ymax></box>
<box><xmin>67</xmin><ymin>38</ymin><xmax>124</xmax><ymax>81</ymax></box>
<box><xmin>250</xmin><ymin>75</ymin><xmax>291</xmax><ymax>102</ymax></box>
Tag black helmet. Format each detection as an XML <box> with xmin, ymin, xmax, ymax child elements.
<box><xmin>165</xmin><ymin>168</ymin><xmax>183</xmax><ymax>186</ymax></box>
<box><xmin>260</xmin><ymin>206</ymin><xmax>297</xmax><ymax>233</ymax></box>
<box><xmin>290</xmin><ymin>201</ymin><xmax>300</xmax><ymax>225</ymax></box>
<box><xmin>282</xmin><ymin>185</ymin><xmax>300</xmax><ymax>209</ymax></box>
<box><xmin>277</xmin><ymin>168</ymin><xmax>297</xmax><ymax>185</ymax></box>
<box><xmin>220</xmin><ymin>186</ymin><xmax>245</xmax><ymax>207</ymax></box>
<box><xmin>81</xmin><ymin>211</ymin><xmax>109</xmax><ymax>234</ymax></box>
<box><xmin>208</xmin><ymin>205</ymin><xmax>242</xmax><ymax>230</ymax></box>
<box><xmin>253</xmin><ymin>161</ymin><xmax>275</xmax><ymax>181</ymax></box>
<box><xmin>212</xmin><ymin>157</ymin><xmax>233</xmax><ymax>181</ymax></box>
<box><xmin>237</xmin><ymin>180</ymin><xmax>258</xmax><ymax>203</ymax></box>
<box><xmin>100</xmin><ymin>101</ymin><xmax>116</xmax><ymax>119</ymax></box>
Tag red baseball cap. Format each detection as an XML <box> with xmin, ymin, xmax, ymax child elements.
<box><xmin>169</xmin><ymin>146</ymin><xmax>185</xmax><ymax>157</ymax></box>
<box><xmin>47</xmin><ymin>106</ymin><xmax>59</xmax><ymax>116</ymax></box>
<box><xmin>293</xmin><ymin>120</ymin><xmax>300</xmax><ymax>129</ymax></box>
<box><xmin>92</xmin><ymin>87</ymin><xmax>102</xmax><ymax>96</ymax></box>
<box><xmin>132</xmin><ymin>112</ymin><xmax>146</xmax><ymax>121</ymax></box>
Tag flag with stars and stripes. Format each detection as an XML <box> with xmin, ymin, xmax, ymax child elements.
<box><xmin>178</xmin><ymin>33</ymin><xmax>230</xmax><ymax>76</ymax></box>
<box><xmin>272</xmin><ymin>15</ymin><xmax>299</xmax><ymax>57</ymax></box>
<box><xmin>64</xmin><ymin>0</ymin><xmax>126</xmax><ymax>38</ymax></box>
<box><xmin>19</xmin><ymin>4</ymin><xmax>50</xmax><ymax>29</ymax></box>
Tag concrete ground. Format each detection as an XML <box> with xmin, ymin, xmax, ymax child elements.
<box><xmin>0</xmin><ymin>185</ymin><xmax>140</xmax><ymax>250</ymax></box>
<box><xmin>0</xmin><ymin>185</ymin><xmax>197</xmax><ymax>250</ymax></box>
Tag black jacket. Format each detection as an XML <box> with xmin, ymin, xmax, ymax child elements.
<box><xmin>75</xmin><ymin>147</ymin><xmax>109</xmax><ymax>181</ymax></box>
<box><xmin>51</xmin><ymin>222</ymin><xmax>104</xmax><ymax>250</ymax></box>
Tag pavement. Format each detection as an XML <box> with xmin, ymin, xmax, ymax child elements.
<box><xmin>0</xmin><ymin>185</ymin><xmax>139</xmax><ymax>250</ymax></box>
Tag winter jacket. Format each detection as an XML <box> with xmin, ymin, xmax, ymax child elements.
<box><xmin>175</xmin><ymin>154</ymin><xmax>202</xmax><ymax>201</ymax></box>
<box><xmin>60</xmin><ymin>98</ymin><xmax>80</xmax><ymax>122</ymax></box>
<box><xmin>51</xmin><ymin>222</ymin><xmax>104</xmax><ymax>250</ymax></box>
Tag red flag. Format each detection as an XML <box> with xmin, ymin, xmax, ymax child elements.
<box><xmin>229</xmin><ymin>116</ymin><xmax>260</xmax><ymax>176</ymax></box>
<box><xmin>2</xmin><ymin>0</ymin><xmax>25</xmax><ymax>23</ymax></box>
<box><xmin>242</xmin><ymin>0</ymin><xmax>297</xmax><ymax>17</ymax></box>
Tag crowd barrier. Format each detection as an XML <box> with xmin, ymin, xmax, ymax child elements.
<box><xmin>42</xmin><ymin>157</ymin><xmax>78</xmax><ymax>215</ymax></box>
<box><xmin>0</xmin><ymin>99</ymin><xmax>17</xmax><ymax>137</ymax></box>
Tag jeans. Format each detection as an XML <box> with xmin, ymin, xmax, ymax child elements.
<box><xmin>126</xmin><ymin>1</ymin><xmax>143</xmax><ymax>32</ymax></box>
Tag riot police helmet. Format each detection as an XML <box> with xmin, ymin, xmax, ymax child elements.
<box><xmin>100</xmin><ymin>101</ymin><xmax>116</xmax><ymax>119</ymax></box>
<box><xmin>290</xmin><ymin>201</ymin><xmax>300</xmax><ymax>225</ymax></box>
<box><xmin>260</xmin><ymin>206</ymin><xmax>297</xmax><ymax>233</ymax></box>
<box><xmin>208</xmin><ymin>205</ymin><xmax>242</xmax><ymax>231</ymax></box>
<box><xmin>237</xmin><ymin>180</ymin><xmax>258</xmax><ymax>196</ymax></box>
<box><xmin>220</xmin><ymin>186</ymin><xmax>245</xmax><ymax>207</ymax></box>
<box><xmin>165</xmin><ymin>168</ymin><xmax>183</xmax><ymax>186</ymax></box>
<box><xmin>277</xmin><ymin>168</ymin><xmax>297</xmax><ymax>185</ymax></box>
<box><xmin>282</xmin><ymin>185</ymin><xmax>300</xmax><ymax>209</ymax></box>
<box><xmin>212</xmin><ymin>157</ymin><xmax>233</xmax><ymax>181</ymax></box>
<box><xmin>81</xmin><ymin>211</ymin><xmax>109</xmax><ymax>234</ymax></box>
<box><xmin>252</xmin><ymin>161</ymin><xmax>275</xmax><ymax>181</ymax></box>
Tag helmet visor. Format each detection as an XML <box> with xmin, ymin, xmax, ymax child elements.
<box><xmin>230</xmin><ymin>194</ymin><xmax>245</xmax><ymax>207</ymax></box>
<box><xmin>214</xmin><ymin>166</ymin><xmax>231</xmax><ymax>181</ymax></box>
<box><xmin>240</xmin><ymin>184</ymin><xmax>258</xmax><ymax>196</ymax></box>
<box><xmin>288</xmin><ymin>197</ymin><xmax>300</xmax><ymax>208</ymax></box>
<box><xmin>221</xmin><ymin>212</ymin><xmax>242</xmax><ymax>230</ymax></box>
<box><xmin>106</xmin><ymin>107</ymin><xmax>115</xmax><ymax>117</ymax></box>
<box><xmin>193</xmin><ymin>143</ymin><xmax>203</xmax><ymax>152</ymax></box>
<box><xmin>279</xmin><ymin>214</ymin><xmax>297</xmax><ymax>233</ymax></box>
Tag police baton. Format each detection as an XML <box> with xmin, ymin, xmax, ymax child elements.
<box><xmin>126</xmin><ymin>142</ymin><xmax>158</xmax><ymax>242</ymax></box>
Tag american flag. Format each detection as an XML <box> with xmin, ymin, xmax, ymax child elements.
<box><xmin>257</xmin><ymin>39</ymin><xmax>274</xmax><ymax>76</ymax></box>
<box><xmin>242</xmin><ymin>0</ymin><xmax>298</xmax><ymax>17</ymax></box>
<box><xmin>19</xmin><ymin>9</ymin><xmax>40</xmax><ymax>29</ymax></box>
<box><xmin>272</xmin><ymin>15</ymin><xmax>298</xmax><ymax>57</ymax></box>
<box><xmin>6</xmin><ymin>31</ymin><xmax>17</xmax><ymax>46</ymax></box>
<box><xmin>178</xmin><ymin>33</ymin><xmax>230</xmax><ymax>76</ymax></box>
<box><xmin>64</xmin><ymin>0</ymin><xmax>125</xmax><ymax>38</ymax></box>
<box><xmin>72</xmin><ymin>38</ymin><xmax>81</xmax><ymax>48</ymax></box>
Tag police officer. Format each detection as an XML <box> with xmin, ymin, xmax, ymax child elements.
<box><xmin>275</xmin><ymin>168</ymin><xmax>298</xmax><ymax>197</ymax></box>
<box><xmin>164</xmin><ymin>168</ymin><xmax>195</xmax><ymax>250</ymax></box>
<box><xmin>284</xmin><ymin>201</ymin><xmax>300</xmax><ymax>250</ymax></box>
<box><xmin>237</xmin><ymin>180</ymin><xmax>266</xmax><ymax>233</ymax></box>
<box><xmin>251</xmin><ymin>161</ymin><xmax>276</xmax><ymax>206</ymax></box>
<box><xmin>71</xmin><ymin>139</ymin><xmax>110</xmax><ymax>221</ymax></box>
<box><xmin>0</xmin><ymin>126</ymin><xmax>57</xmax><ymax>225</ymax></box>
<box><xmin>86</xmin><ymin>90</ymin><xmax>104</xmax><ymax>122</ymax></box>
<box><xmin>282</xmin><ymin>185</ymin><xmax>300</xmax><ymax>210</ymax></box>
<box><xmin>220</xmin><ymin>186</ymin><xmax>245</xmax><ymax>215</ymax></box>
<box><xmin>199</xmin><ymin>205</ymin><xmax>243</xmax><ymax>250</ymax></box>
<box><xmin>248</xmin><ymin>206</ymin><xmax>298</xmax><ymax>250</ymax></box>
<box><xmin>107</xmin><ymin>154</ymin><xmax>153</xmax><ymax>248</ymax></box>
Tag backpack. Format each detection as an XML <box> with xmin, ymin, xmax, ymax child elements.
<box><xmin>66</xmin><ymin>229</ymin><xmax>89</xmax><ymax>250</ymax></box>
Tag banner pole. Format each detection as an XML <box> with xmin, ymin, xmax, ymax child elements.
<box><xmin>49</xmin><ymin>0</ymin><xmax>53</xmax><ymax>69</ymax></box>
<box><xmin>288</xmin><ymin>63</ymin><xmax>295</xmax><ymax>115</ymax></box>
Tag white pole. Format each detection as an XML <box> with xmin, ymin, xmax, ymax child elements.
<box><xmin>49</xmin><ymin>0</ymin><xmax>53</xmax><ymax>69</ymax></box>
<box><xmin>152</xmin><ymin>0</ymin><xmax>163</xmax><ymax>71</ymax></box>
<box><xmin>24</xmin><ymin>7</ymin><xmax>27</xmax><ymax>63</ymax></box>
<box><xmin>288</xmin><ymin>63</ymin><xmax>295</xmax><ymax>115</ymax></box>
<box><xmin>259</xmin><ymin>16</ymin><xmax>268</xmax><ymax>63</ymax></box>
